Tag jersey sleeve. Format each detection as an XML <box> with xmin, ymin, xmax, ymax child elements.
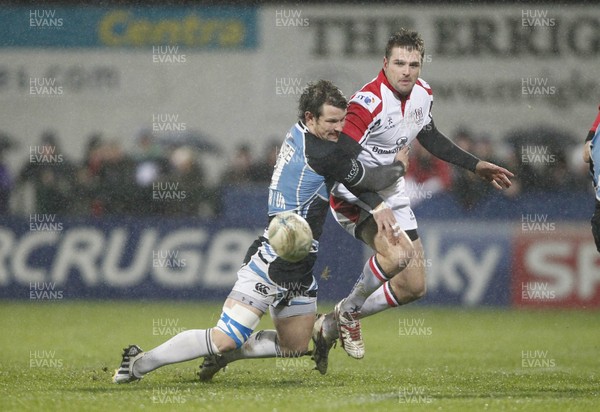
<box><xmin>308</xmin><ymin>142</ymin><xmax>365</xmax><ymax>187</ymax></box>
<box><xmin>416</xmin><ymin>119</ymin><xmax>480</xmax><ymax>172</ymax></box>
<box><xmin>343</xmin><ymin>93</ymin><xmax>381</xmax><ymax>142</ymax></box>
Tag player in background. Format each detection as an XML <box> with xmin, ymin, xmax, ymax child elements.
<box><xmin>312</xmin><ymin>29</ymin><xmax>514</xmax><ymax>371</ymax></box>
<box><xmin>583</xmin><ymin>105</ymin><xmax>600</xmax><ymax>252</ymax></box>
<box><xmin>113</xmin><ymin>80</ymin><xmax>409</xmax><ymax>383</ymax></box>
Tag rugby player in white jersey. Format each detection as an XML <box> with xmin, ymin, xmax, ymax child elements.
<box><xmin>112</xmin><ymin>80</ymin><xmax>410</xmax><ymax>383</ymax></box>
<box><xmin>312</xmin><ymin>29</ymin><xmax>514</xmax><ymax>372</ymax></box>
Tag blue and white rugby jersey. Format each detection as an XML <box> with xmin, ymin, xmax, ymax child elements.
<box><xmin>267</xmin><ymin>121</ymin><xmax>364</xmax><ymax>240</ymax></box>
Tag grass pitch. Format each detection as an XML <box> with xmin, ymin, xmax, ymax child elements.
<box><xmin>0</xmin><ymin>301</ymin><xmax>599</xmax><ymax>411</ymax></box>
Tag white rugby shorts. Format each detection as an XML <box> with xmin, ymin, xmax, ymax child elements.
<box><xmin>330</xmin><ymin>195</ymin><xmax>417</xmax><ymax>238</ymax></box>
<box><xmin>227</xmin><ymin>238</ymin><xmax>318</xmax><ymax>319</ymax></box>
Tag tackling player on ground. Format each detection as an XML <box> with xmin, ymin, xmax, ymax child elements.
<box><xmin>312</xmin><ymin>29</ymin><xmax>514</xmax><ymax>372</ymax></box>
<box><xmin>112</xmin><ymin>80</ymin><xmax>409</xmax><ymax>383</ymax></box>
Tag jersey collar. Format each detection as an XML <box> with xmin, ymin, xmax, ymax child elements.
<box><xmin>378</xmin><ymin>69</ymin><xmax>411</xmax><ymax>103</ymax></box>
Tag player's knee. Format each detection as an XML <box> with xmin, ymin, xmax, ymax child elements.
<box><xmin>406</xmin><ymin>272</ymin><xmax>427</xmax><ymax>301</ymax></box>
<box><xmin>277</xmin><ymin>332</ymin><xmax>310</xmax><ymax>356</ymax></box>
<box><xmin>214</xmin><ymin>303</ymin><xmax>262</xmax><ymax>351</ymax></box>
<box><xmin>411</xmin><ymin>278</ymin><xmax>427</xmax><ymax>300</ymax></box>
<box><xmin>375</xmin><ymin>241</ymin><xmax>414</xmax><ymax>277</ymax></box>
<box><xmin>279</xmin><ymin>341</ymin><xmax>309</xmax><ymax>357</ymax></box>
<box><xmin>212</xmin><ymin>332</ymin><xmax>238</xmax><ymax>353</ymax></box>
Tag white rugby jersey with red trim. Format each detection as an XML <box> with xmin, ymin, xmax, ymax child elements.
<box><xmin>331</xmin><ymin>69</ymin><xmax>433</xmax><ymax>210</ymax></box>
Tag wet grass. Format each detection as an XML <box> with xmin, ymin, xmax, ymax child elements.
<box><xmin>1</xmin><ymin>301</ymin><xmax>599</xmax><ymax>411</ymax></box>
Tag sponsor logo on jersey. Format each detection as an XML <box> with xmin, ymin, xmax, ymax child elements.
<box><xmin>413</xmin><ymin>107</ymin><xmax>424</xmax><ymax>125</ymax></box>
<box><xmin>254</xmin><ymin>283</ymin><xmax>269</xmax><ymax>296</ymax></box>
<box><xmin>345</xmin><ymin>159</ymin><xmax>361</xmax><ymax>184</ymax></box>
<box><xmin>384</xmin><ymin>116</ymin><xmax>397</xmax><ymax>130</ymax></box>
<box><xmin>350</xmin><ymin>92</ymin><xmax>381</xmax><ymax>113</ymax></box>
<box><xmin>396</xmin><ymin>137</ymin><xmax>408</xmax><ymax>147</ymax></box>
<box><xmin>371</xmin><ymin>146</ymin><xmax>402</xmax><ymax>154</ymax></box>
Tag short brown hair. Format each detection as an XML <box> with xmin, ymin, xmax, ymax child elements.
<box><xmin>385</xmin><ymin>28</ymin><xmax>425</xmax><ymax>61</ymax></box>
<box><xmin>298</xmin><ymin>80</ymin><xmax>347</xmax><ymax>121</ymax></box>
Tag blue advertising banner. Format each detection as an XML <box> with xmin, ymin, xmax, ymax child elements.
<box><xmin>417</xmin><ymin>221</ymin><xmax>512</xmax><ymax>307</ymax></box>
<box><xmin>0</xmin><ymin>215</ymin><xmax>364</xmax><ymax>302</ymax></box>
<box><xmin>0</xmin><ymin>7</ymin><xmax>258</xmax><ymax>49</ymax></box>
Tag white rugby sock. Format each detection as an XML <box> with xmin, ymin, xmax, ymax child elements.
<box><xmin>341</xmin><ymin>255</ymin><xmax>388</xmax><ymax>313</ymax></box>
<box><xmin>133</xmin><ymin>329</ymin><xmax>218</xmax><ymax>376</ymax></box>
<box><xmin>359</xmin><ymin>281</ymin><xmax>401</xmax><ymax>318</ymax></box>
<box><xmin>321</xmin><ymin>256</ymin><xmax>389</xmax><ymax>341</ymax></box>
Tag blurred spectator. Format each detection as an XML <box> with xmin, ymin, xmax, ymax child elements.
<box><xmin>17</xmin><ymin>130</ymin><xmax>77</xmax><ymax>215</ymax></box>
<box><xmin>505</xmin><ymin>125</ymin><xmax>577</xmax><ymax>191</ymax></box>
<box><xmin>6</xmin><ymin>123</ymin><xmax>594</xmax><ymax>218</ymax></box>
<box><xmin>449</xmin><ymin>128</ymin><xmax>492</xmax><ymax>209</ymax></box>
<box><xmin>220</xmin><ymin>144</ymin><xmax>254</xmax><ymax>186</ymax></box>
<box><xmin>405</xmin><ymin>140</ymin><xmax>452</xmax><ymax>206</ymax></box>
<box><xmin>133</xmin><ymin>130</ymin><xmax>169</xmax><ymax>188</ymax></box>
<box><xmin>71</xmin><ymin>133</ymin><xmax>104</xmax><ymax>216</ymax></box>
<box><xmin>251</xmin><ymin>140</ymin><xmax>280</xmax><ymax>183</ymax></box>
<box><xmin>160</xmin><ymin>146</ymin><xmax>207</xmax><ymax>216</ymax></box>
<box><xmin>550</xmin><ymin>151</ymin><xmax>586</xmax><ymax>192</ymax></box>
<box><xmin>0</xmin><ymin>132</ymin><xmax>16</xmax><ymax>214</ymax></box>
<box><xmin>96</xmin><ymin>140</ymin><xmax>137</xmax><ymax>215</ymax></box>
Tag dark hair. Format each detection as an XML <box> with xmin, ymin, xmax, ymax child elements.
<box><xmin>385</xmin><ymin>28</ymin><xmax>425</xmax><ymax>61</ymax></box>
<box><xmin>298</xmin><ymin>80</ymin><xmax>347</xmax><ymax>121</ymax></box>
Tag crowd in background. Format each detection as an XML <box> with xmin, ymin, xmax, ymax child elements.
<box><xmin>0</xmin><ymin>125</ymin><xmax>591</xmax><ymax>218</ymax></box>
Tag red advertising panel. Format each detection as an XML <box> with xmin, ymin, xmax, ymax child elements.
<box><xmin>512</xmin><ymin>225</ymin><xmax>600</xmax><ymax>308</ymax></box>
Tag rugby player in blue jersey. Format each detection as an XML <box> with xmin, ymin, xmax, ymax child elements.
<box><xmin>113</xmin><ymin>80</ymin><xmax>409</xmax><ymax>383</ymax></box>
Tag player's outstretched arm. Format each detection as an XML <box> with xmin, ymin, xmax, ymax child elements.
<box><xmin>474</xmin><ymin>161</ymin><xmax>514</xmax><ymax>190</ymax></box>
